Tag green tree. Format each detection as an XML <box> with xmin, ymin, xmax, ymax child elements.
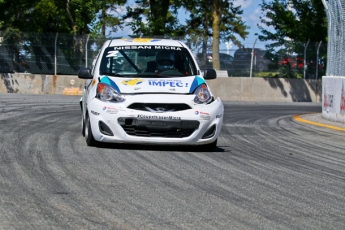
<box><xmin>0</xmin><ymin>0</ymin><xmax>127</xmax><ymax>72</ymax></box>
<box><xmin>184</xmin><ymin>0</ymin><xmax>249</xmax><ymax>70</ymax></box>
<box><xmin>0</xmin><ymin>0</ymin><xmax>127</xmax><ymax>36</ymax></box>
<box><xmin>258</xmin><ymin>0</ymin><xmax>327</xmax><ymax>78</ymax></box>
<box><xmin>259</xmin><ymin>0</ymin><xmax>327</xmax><ymax>45</ymax></box>
<box><xmin>123</xmin><ymin>0</ymin><xmax>185</xmax><ymax>37</ymax></box>
<box><xmin>89</xmin><ymin>0</ymin><xmax>127</xmax><ymax>37</ymax></box>
<box><xmin>0</xmin><ymin>0</ymin><xmax>89</xmax><ymax>34</ymax></box>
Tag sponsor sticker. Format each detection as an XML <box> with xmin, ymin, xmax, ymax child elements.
<box><xmin>148</xmin><ymin>79</ymin><xmax>188</xmax><ymax>87</ymax></box>
<box><xmin>91</xmin><ymin>110</ymin><xmax>100</xmax><ymax>116</ymax></box>
<box><xmin>200</xmin><ymin>115</ymin><xmax>211</xmax><ymax>120</ymax></box>
<box><xmin>106</xmin><ymin>50</ymin><xmax>120</xmax><ymax>58</ymax></box>
<box><xmin>103</xmin><ymin>106</ymin><xmax>121</xmax><ymax>114</ymax></box>
<box><xmin>137</xmin><ymin>114</ymin><xmax>181</xmax><ymax>120</ymax></box>
<box><xmin>121</xmin><ymin>78</ymin><xmax>144</xmax><ymax>86</ymax></box>
<box><xmin>195</xmin><ymin>111</ymin><xmax>210</xmax><ymax>116</ymax></box>
<box><xmin>112</xmin><ymin>45</ymin><xmax>182</xmax><ymax>51</ymax></box>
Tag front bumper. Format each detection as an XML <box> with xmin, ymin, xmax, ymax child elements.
<box><xmin>86</xmin><ymin>94</ymin><xmax>224</xmax><ymax>146</ymax></box>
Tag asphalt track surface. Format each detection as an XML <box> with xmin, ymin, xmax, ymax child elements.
<box><xmin>0</xmin><ymin>94</ymin><xmax>345</xmax><ymax>230</ymax></box>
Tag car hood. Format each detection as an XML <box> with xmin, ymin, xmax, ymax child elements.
<box><xmin>99</xmin><ymin>75</ymin><xmax>207</xmax><ymax>94</ymax></box>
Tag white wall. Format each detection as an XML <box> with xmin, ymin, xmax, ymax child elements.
<box><xmin>322</xmin><ymin>76</ymin><xmax>345</xmax><ymax>123</ymax></box>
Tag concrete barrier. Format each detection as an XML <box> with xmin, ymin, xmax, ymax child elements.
<box><xmin>0</xmin><ymin>73</ymin><xmax>85</xmax><ymax>95</ymax></box>
<box><xmin>207</xmin><ymin>77</ymin><xmax>321</xmax><ymax>102</ymax></box>
<box><xmin>322</xmin><ymin>76</ymin><xmax>345</xmax><ymax>123</ymax></box>
<box><xmin>0</xmin><ymin>72</ymin><xmax>322</xmax><ymax>102</ymax></box>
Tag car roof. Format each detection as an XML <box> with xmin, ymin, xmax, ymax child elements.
<box><xmin>106</xmin><ymin>38</ymin><xmax>186</xmax><ymax>47</ymax></box>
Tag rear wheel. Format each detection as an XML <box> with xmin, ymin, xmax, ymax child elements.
<box><xmin>85</xmin><ymin>115</ymin><xmax>97</xmax><ymax>146</ymax></box>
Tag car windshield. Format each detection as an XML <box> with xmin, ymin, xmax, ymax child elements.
<box><xmin>99</xmin><ymin>46</ymin><xmax>198</xmax><ymax>77</ymax></box>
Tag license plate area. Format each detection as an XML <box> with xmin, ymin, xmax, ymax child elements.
<box><xmin>118</xmin><ymin>117</ymin><xmax>200</xmax><ymax>137</ymax></box>
<box><xmin>118</xmin><ymin>118</ymin><xmax>199</xmax><ymax>129</ymax></box>
<box><xmin>138</xmin><ymin>120</ymin><xmax>175</xmax><ymax>127</ymax></box>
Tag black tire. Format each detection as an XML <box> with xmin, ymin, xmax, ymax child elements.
<box><xmin>85</xmin><ymin>115</ymin><xmax>97</xmax><ymax>146</ymax></box>
<box><xmin>81</xmin><ymin>116</ymin><xmax>85</xmax><ymax>137</ymax></box>
<box><xmin>199</xmin><ymin>139</ymin><xmax>217</xmax><ymax>152</ymax></box>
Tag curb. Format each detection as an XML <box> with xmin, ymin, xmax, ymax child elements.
<box><xmin>293</xmin><ymin>114</ymin><xmax>345</xmax><ymax>132</ymax></box>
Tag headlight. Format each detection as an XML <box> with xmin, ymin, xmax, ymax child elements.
<box><xmin>96</xmin><ymin>82</ymin><xmax>125</xmax><ymax>102</ymax></box>
<box><xmin>193</xmin><ymin>84</ymin><xmax>212</xmax><ymax>104</ymax></box>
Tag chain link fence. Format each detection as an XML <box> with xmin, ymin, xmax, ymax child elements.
<box><xmin>322</xmin><ymin>0</ymin><xmax>345</xmax><ymax>76</ymax></box>
<box><xmin>194</xmin><ymin>40</ymin><xmax>327</xmax><ymax>79</ymax></box>
<box><xmin>0</xmin><ymin>32</ymin><xmax>107</xmax><ymax>75</ymax></box>
<box><xmin>0</xmin><ymin>31</ymin><xmax>327</xmax><ymax>78</ymax></box>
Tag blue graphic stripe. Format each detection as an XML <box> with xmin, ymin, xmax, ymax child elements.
<box><xmin>189</xmin><ymin>76</ymin><xmax>205</xmax><ymax>93</ymax></box>
<box><xmin>100</xmin><ymin>76</ymin><xmax>121</xmax><ymax>93</ymax></box>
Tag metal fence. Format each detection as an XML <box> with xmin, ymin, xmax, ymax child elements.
<box><xmin>0</xmin><ymin>32</ymin><xmax>107</xmax><ymax>75</ymax></box>
<box><xmin>195</xmin><ymin>40</ymin><xmax>327</xmax><ymax>79</ymax></box>
<box><xmin>0</xmin><ymin>31</ymin><xmax>327</xmax><ymax>78</ymax></box>
<box><xmin>322</xmin><ymin>0</ymin><xmax>345</xmax><ymax>76</ymax></box>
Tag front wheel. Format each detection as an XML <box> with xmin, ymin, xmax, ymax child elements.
<box><xmin>85</xmin><ymin>115</ymin><xmax>97</xmax><ymax>146</ymax></box>
<box><xmin>81</xmin><ymin>116</ymin><xmax>85</xmax><ymax>137</ymax></box>
<box><xmin>199</xmin><ymin>139</ymin><xmax>217</xmax><ymax>152</ymax></box>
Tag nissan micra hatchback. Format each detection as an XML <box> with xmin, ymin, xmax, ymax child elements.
<box><xmin>78</xmin><ymin>38</ymin><xmax>224</xmax><ymax>151</ymax></box>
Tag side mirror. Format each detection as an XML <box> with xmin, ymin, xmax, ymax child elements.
<box><xmin>78</xmin><ymin>68</ymin><xmax>93</xmax><ymax>79</ymax></box>
<box><xmin>203</xmin><ymin>69</ymin><xmax>217</xmax><ymax>80</ymax></box>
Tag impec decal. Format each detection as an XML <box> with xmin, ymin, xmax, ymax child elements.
<box><xmin>148</xmin><ymin>79</ymin><xmax>187</xmax><ymax>87</ymax></box>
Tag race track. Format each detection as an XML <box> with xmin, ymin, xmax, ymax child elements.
<box><xmin>0</xmin><ymin>94</ymin><xmax>344</xmax><ymax>230</ymax></box>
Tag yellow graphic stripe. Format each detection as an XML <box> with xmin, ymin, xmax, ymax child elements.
<box><xmin>133</xmin><ymin>38</ymin><xmax>154</xmax><ymax>42</ymax></box>
<box><xmin>293</xmin><ymin>114</ymin><xmax>345</xmax><ymax>132</ymax></box>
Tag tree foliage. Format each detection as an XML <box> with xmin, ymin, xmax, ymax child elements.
<box><xmin>183</xmin><ymin>0</ymin><xmax>249</xmax><ymax>70</ymax></box>
<box><xmin>258</xmin><ymin>0</ymin><xmax>327</xmax><ymax>78</ymax></box>
<box><xmin>0</xmin><ymin>0</ymin><xmax>251</xmax><ymax>72</ymax></box>
<box><xmin>0</xmin><ymin>0</ymin><xmax>126</xmax><ymax>36</ymax></box>
<box><xmin>123</xmin><ymin>0</ymin><xmax>185</xmax><ymax>37</ymax></box>
<box><xmin>0</xmin><ymin>0</ymin><xmax>127</xmax><ymax>71</ymax></box>
<box><xmin>89</xmin><ymin>0</ymin><xmax>127</xmax><ymax>37</ymax></box>
<box><xmin>258</xmin><ymin>0</ymin><xmax>327</xmax><ymax>46</ymax></box>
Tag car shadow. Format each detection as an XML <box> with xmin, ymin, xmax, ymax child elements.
<box><xmin>93</xmin><ymin>142</ymin><xmax>226</xmax><ymax>153</ymax></box>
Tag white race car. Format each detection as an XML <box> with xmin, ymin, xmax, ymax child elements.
<box><xmin>78</xmin><ymin>38</ymin><xmax>224</xmax><ymax>151</ymax></box>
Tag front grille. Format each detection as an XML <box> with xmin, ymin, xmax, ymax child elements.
<box><xmin>118</xmin><ymin>118</ymin><xmax>199</xmax><ymax>138</ymax></box>
<box><xmin>127</xmin><ymin>103</ymin><xmax>191</xmax><ymax>113</ymax></box>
